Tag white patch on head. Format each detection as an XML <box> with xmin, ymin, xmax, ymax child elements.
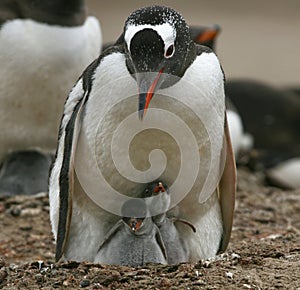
<box><xmin>124</xmin><ymin>23</ymin><xmax>176</xmax><ymax>53</ymax></box>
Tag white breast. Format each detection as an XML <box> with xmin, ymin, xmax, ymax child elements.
<box><xmin>0</xmin><ymin>17</ymin><xmax>101</xmax><ymax>159</ymax></box>
<box><xmin>76</xmin><ymin>51</ymin><xmax>225</xmax><ymax>210</ymax></box>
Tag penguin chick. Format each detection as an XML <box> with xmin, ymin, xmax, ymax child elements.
<box><xmin>144</xmin><ymin>181</ymin><xmax>196</xmax><ymax>264</ymax></box>
<box><xmin>94</xmin><ymin>198</ymin><xmax>167</xmax><ymax>267</ymax></box>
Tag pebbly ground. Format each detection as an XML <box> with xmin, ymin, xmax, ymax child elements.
<box><xmin>0</xmin><ymin>167</ymin><xmax>299</xmax><ymax>289</ymax></box>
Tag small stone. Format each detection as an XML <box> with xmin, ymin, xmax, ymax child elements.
<box><xmin>80</xmin><ymin>279</ymin><xmax>90</xmax><ymax>288</ymax></box>
<box><xmin>53</xmin><ymin>281</ymin><xmax>62</xmax><ymax>288</ymax></box>
<box><xmin>231</xmin><ymin>253</ymin><xmax>241</xmax><ymax>259</ymax></box>
<box><xmin>0</xmin><ymin>257</ymin><xmax>6</xmax><ymax>267</ymax></box>
<box><xmin>203</xmin><ymin>260</ymin><xmax>211</xmax><ymax>268</ymax></box>
<box><xmin>35</xmin><ymin>273</ymin><xmax>44</xmax><ymax>283</ymax></box>
<box><xmin>19</xmin><ymin>225</ymin><xmax>32</xmax><ymax>231</ymax></box>
<box><xmin>9</xmin><ymin>263</ymin><xmax>18</xmax><ymax>270</ymax></box>
<box><xmin>37</xmin><ymin>260</ymin><xmax>44</xmax><ymax>270</ymax></box>
<box><xmin>192</xmin><ymin>279</ymin><xmax>206</xmax><ymax>286</ymax></box>
<box><xmin>20</xmin><ymin>208</ymin><xmax>42</xmax><ymax>217</ymax></box>
<box><xmin>10</xmin><ymin>207</ymin><xmax>21</xmax><ymax>217</ymax></box>
<box><xmin>225</xmin><ymin>272</ymin><xmax>233</xmax><ymax>279</ymax></box>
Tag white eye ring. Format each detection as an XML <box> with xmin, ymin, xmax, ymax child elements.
<box><xmin>164</xmin><ymin>44</ymin><xmax>175</xmax><ymax>58</ymax></box>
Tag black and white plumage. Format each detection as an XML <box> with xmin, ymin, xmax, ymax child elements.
<box><xmin>226</xmin><ymin>80</ymin><xmax>300</xmax><ymax>189</ymax></box>
<box><xmin>0</xmin><ymin>0</ymin><xmax>101</xmax><ymax>195</ymax></box>
<box><xmin>94</xmin><ymin>198</ymin><xmax>167</xmax><ymax>266</ymax></box>
<box><xmin>49</xmin><ymin>6</ymin><xmax>236</xmax><ymax>263</ymax></box>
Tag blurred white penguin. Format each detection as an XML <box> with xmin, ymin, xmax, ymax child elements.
<box><xmin>225</xmin><ymin>100</ymin><xmax>253</xmax><ymax>159</ymax></box>
<box><xmin>0</xmin><ymin>0</ymin><xmax>102</xmax><ymax>196</ymax></box>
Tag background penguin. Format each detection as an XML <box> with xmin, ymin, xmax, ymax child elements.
<box><xmin>144</xmin><ymin>181</ymin><xmax>196</xmax><ymax>264</ymax></box>
<box><xmin>49</xmin><ymin>5</ymin><xmax>236</xmax><ymax>262</ymax></box>
<box><xmin>0</xmin><ymin>150</ymin><xmax>53</xmax><ymax>196</ymax></box>
<box><xmin>94</xmin><ymin>199</ymin><xmax>167</xmax><ymax>267</ymax></box>
<box><xmin>189</xmin><ymin>24</ymin><xmax>220</xmax><ymax>51</ymax></box>
<box><xmin>190</xmin><ymin>22</ymin><xmax>300</xmax><ymax>189</ymax></box>
<box><xmin>0</xmin><ymin>0</ymin><xmax>102</xmax><ymax>195</ymax></box>
<box><xmin>225</xmin><ymin>98</ymin><xmax>253</xmax><ymax>159</ymax></box>
<box><xmin>226</xmin><ymin>79</ymin><xmax>300</xmax><ymax>189</ymax></box>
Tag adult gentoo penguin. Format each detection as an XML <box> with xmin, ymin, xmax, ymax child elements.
<box><xmin>49</xmin><ymin>6</ymin><xmax>236</xmax><ymax>263</ymax></box>
<box><xmin>0</xmin><ymin>0</ymin><xmax>101</xmax><ymax>195</ymax></box>
<box><xmin>226</xmin><ymin>79</ymin><xmax>300</xmax><ymax>189</ymax></box>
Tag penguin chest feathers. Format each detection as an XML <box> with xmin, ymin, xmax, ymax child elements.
<box><xmin>76</xmin><ymin>51</ymin><xmax>225</xmax><ymax>201</ymax></box>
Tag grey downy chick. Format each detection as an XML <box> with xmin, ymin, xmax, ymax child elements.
<box><xmin>94</xmin><ymin>198</ymin><xmax>167</xmax><ymax>267</ymax></box>
<box><xmin>144</xmin><ymin>181</ymin><xmax>196</xmax><ymax>264</ymax></box>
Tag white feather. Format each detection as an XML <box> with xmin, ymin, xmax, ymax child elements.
<box><xmin>0</xmin><ymin>17</ymin><xmax>101</xmax><ymax>160</ymax></box>
<box><xmin>125</xmin><ymin>23</ymin><xmax>176</xmax><ymax>52</ymax></box>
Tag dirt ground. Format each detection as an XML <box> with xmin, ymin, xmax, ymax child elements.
<box><xmin>0</xmin><ymin>167</ymin><xmax>299</xmax><ymax>289</ymax></box>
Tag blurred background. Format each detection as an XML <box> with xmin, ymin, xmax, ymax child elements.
<box><xmin>87</xmin><ymin>0</ymin><xmax>300</xmax><ymax>87</ymax></box>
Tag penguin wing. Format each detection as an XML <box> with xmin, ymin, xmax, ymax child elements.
<box><xmin>97</xmin><ymin>219</ymin><xmax>124</xmax><ymax>252</ymax></box>
<box><xmin>50</xmin><ymin>57</ymin><xmax>101</xmax><ymax>261</ymax></box>
<box><xmin>52</xmin><ymin>84</ymin><xmax>88</xmax><ymax>262</ymax></box>
<box><xmin>154</xmin><ymin>224</ymin><xmax>168</xmax><ymax>260</ymax></box>
<box><xmin>217</xmin><ymin>113</ymin><xmax>236</xmax><ymax>253</ymax></box>
<box><xmin>50</xmin><ymin>46</ymin><xmax>126</xmax><ymax>261</ymax></box>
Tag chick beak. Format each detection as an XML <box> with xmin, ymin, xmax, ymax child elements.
<box><xmin>138</xmin><ymin>68</ymin><xmax>164</xmax><ymax>120</ymax></box>
<box><xmin>153</xmin><ymin>182</ymin><xmax>166</xmax><ymax>194</ymax></box>
<box><xmin>128</xmin><ymin>218</ymin><xmax>143</xmax><ymax>232</ymax></box>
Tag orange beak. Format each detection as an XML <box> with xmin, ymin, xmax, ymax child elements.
<box><xmin>196</xmin><ymin>26</ymin><xmax>220</xmax><ymax>43</ymax></box>
<box><xmin>138</xmin><ymin>68</ymin><xmax>164</xmax><ymax>119</ymax></box>
<box><xmin>153</xmin><ymin>182</ymin><xmax>166</xmax><ymax>193</ymax></box>
<box><xmin>128</xmin><ymin>218</ymin><xmax>143</xmax><ymax>232</ymax></box>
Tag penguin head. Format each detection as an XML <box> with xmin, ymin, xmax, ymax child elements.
<box><xmin>121</xmin><ymin>198</ymin><xmax>148</xmax><ymax>233</ymax></box>
<box><xmin>124</xmin><ymin>6</ymin><xmax>196</xmax><ymax>118</ymax></box>
<box><xmin>143</xmin><ymin>181</ymin><xmax>170</xmax><ymax>222</ymax></box>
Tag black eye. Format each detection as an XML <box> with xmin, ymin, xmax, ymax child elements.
<box><xmin>165</xmin><ymin>44</ymin><xmax>175</xmax><ymax>58</ymax></box>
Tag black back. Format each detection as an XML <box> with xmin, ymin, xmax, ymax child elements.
<box><xmin>0</xmin><ymin>0</ymin><xmax>86</xmax><ymax>26</ymax></box>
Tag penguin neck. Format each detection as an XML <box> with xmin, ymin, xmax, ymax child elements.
<box><xmin>0</xmin><ymin>0</ymin><xmax>87</xmax><ymax>27</ymax></box>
